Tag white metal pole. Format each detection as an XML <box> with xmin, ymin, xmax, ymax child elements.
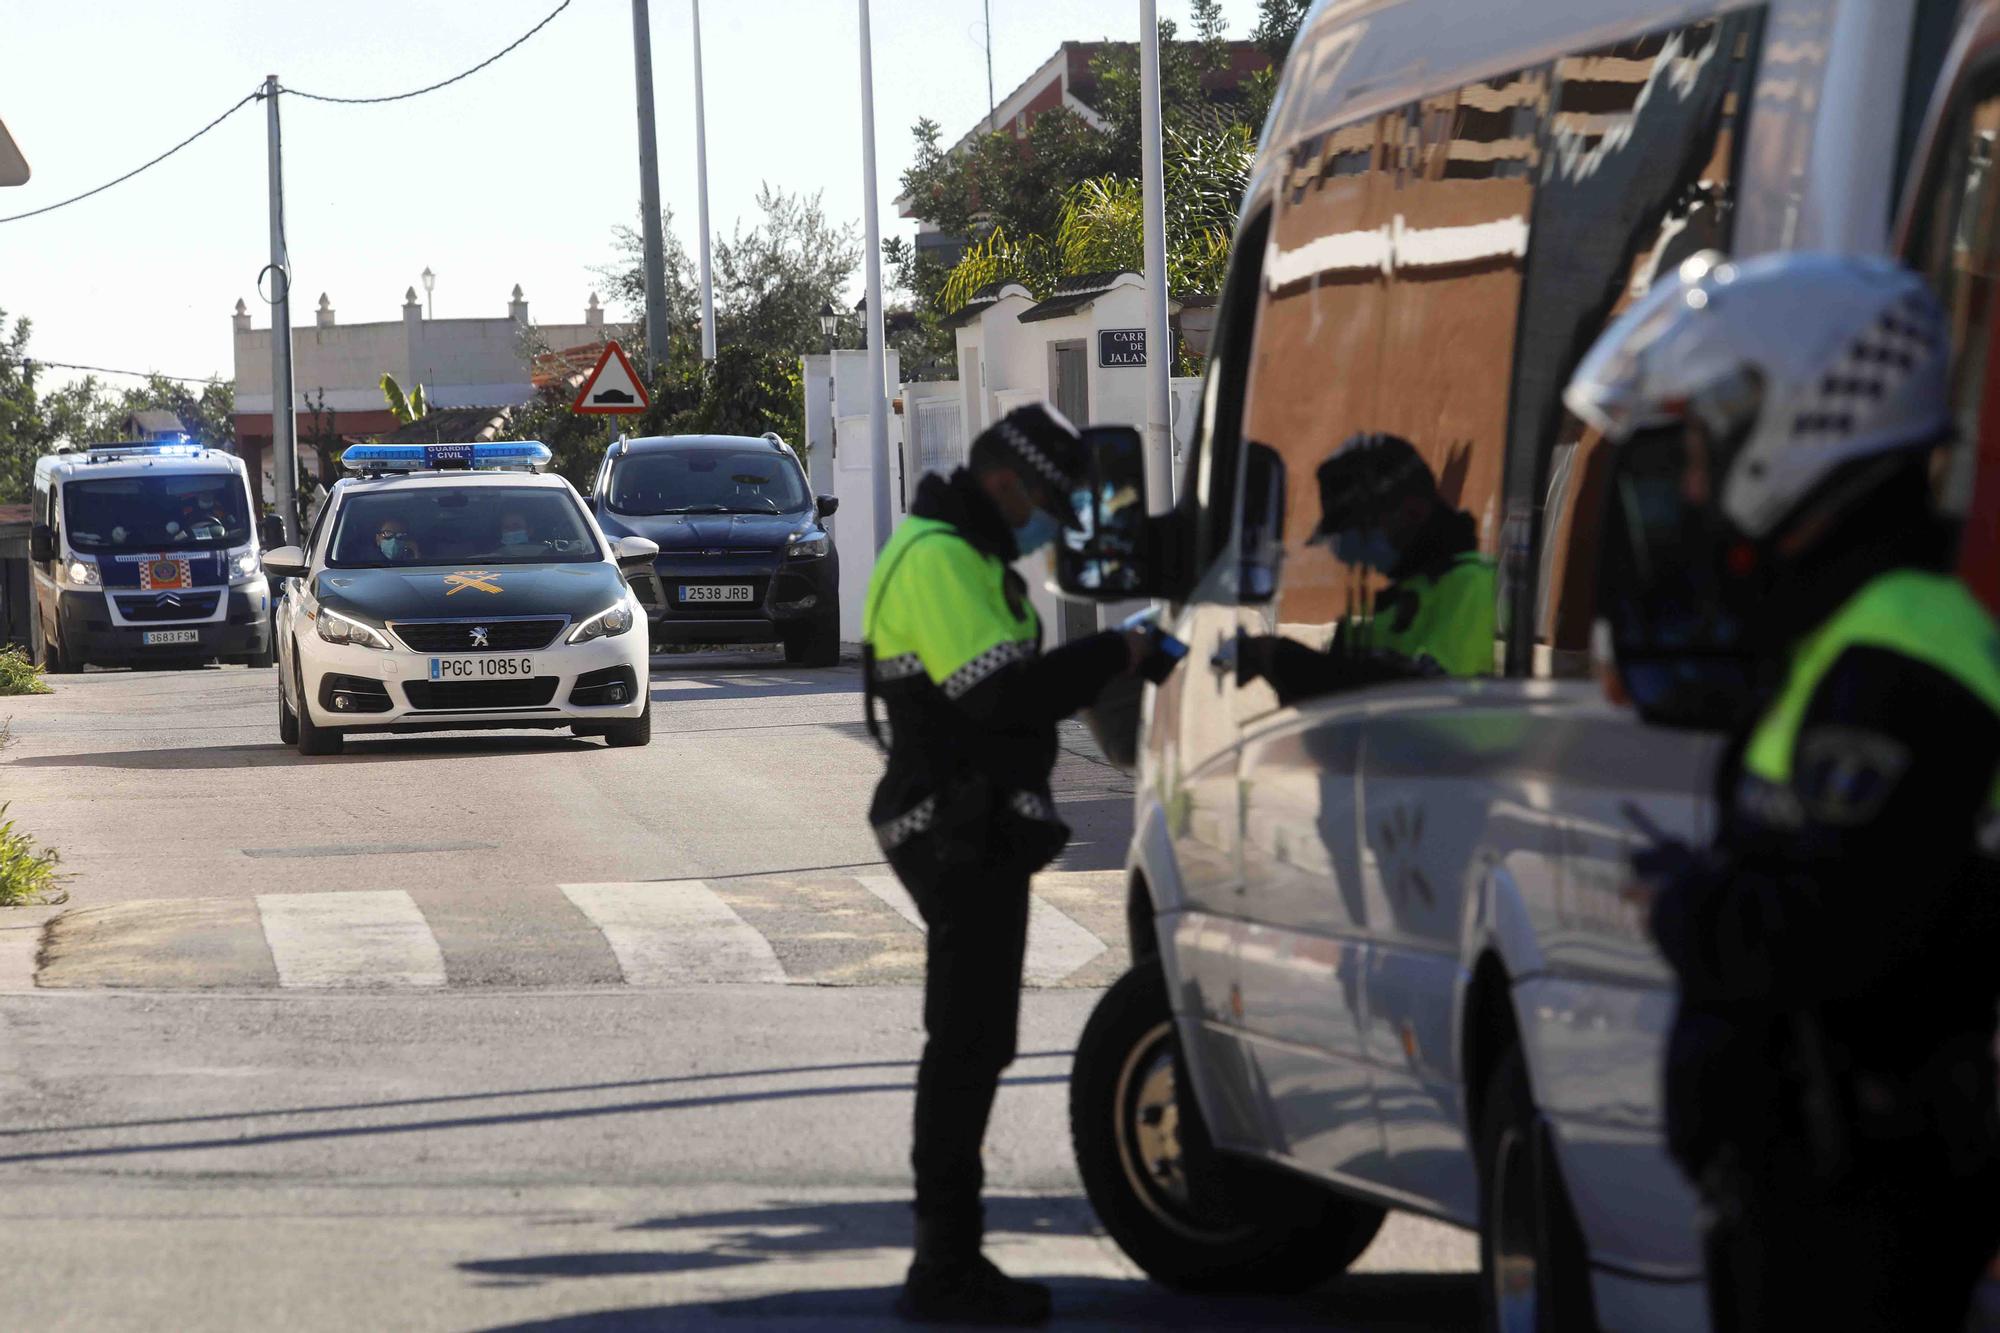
<box><xmin>631</xmin><ymin>0</ymin><xmax>672</xmax><ymax>371</ymax></box>
<box><xmin>1139</xmin><ymin>0</ymin><xmax>1175</xmax><ymax>510</ymax></box>
<box><xmin>692</xmin><ymin>0</ymin><xmax>717</xmax><ymax>362</ymax></box>
<box><xmin>858</xmin><ymin>0</ymin><xmax>893</xmax><ymax>552</ymax></box>
<box><xmin>264</xmin><ymin>75</ymin><xmax>299</xmax><ymax>543</ymax></box>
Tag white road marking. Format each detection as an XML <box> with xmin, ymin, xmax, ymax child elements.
<box><xmin>256</xmin><ymin>891</ymin><xmax>447</xmax><ymax>989</ymax></box>
<box><xmin>855</xmin><ymin>873</ymin><xmax>1107</xmax><ymax>986</ymax></box>
<box><xmin>649</xmin><ymin>680</ymin><xmax>720</xmax><ymax>691</ymax></box>
<box><xmin>561</xmin><ymin>881</ymin><xmax>787</xmax><ymax>985</ymax></box>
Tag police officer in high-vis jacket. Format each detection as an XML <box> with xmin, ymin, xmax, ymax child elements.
<box><xmin>1236</xmin><ymin>432</ymin><xmax>1494</xmax><ymax>704</ymax></box>
<box><xmin>1567</xmin><ymin>253</ymin><xmax>2000</xmax><ymax>1331</ymax></box>
<box><xmin>864</xmin><ymin>403</ymin><xmax>1146</xmax><ymax>1325</ymax></box>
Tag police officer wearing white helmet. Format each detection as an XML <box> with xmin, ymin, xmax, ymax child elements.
<box><xmin>1567</xmin><ymin>252</ymin><xmax>2000</xmax><ymax>1330</ymax></box>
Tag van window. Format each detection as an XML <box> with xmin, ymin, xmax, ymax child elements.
<box><xmin>1240</xmin><ymin>67</ymin><xmax>1545</xmax><ymax>692</ymax></box>
<box><xmin>1508</xmin><ymin>12</ymin><xmax>1764</xmax><ymax>678</ymax></box>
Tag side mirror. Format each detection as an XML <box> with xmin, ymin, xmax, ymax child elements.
<box><xmin>613</xmin><ymin>535</ymin><xmax>660</xmax><ymax>569</ymax></box>
<box><xmin>260</xmin><ymin>514</ymin><xmax>288</xmax><ymax>549</ymax></box>
<box><xmin>1055</xmin><ymin>425</ymin><xmax>1170</xmax><ymax>599</ymax></box>
<box><xmin>29</xmin><ymin>523</ymin><xmax>54</xmax><ymax>564</ymax></box>
<box><xmin>1237</xmin><ymin>443</ymin><xmax>1286</xmax><ymax>605</ymax></box>
<box><xmin>262</xmin><ymin>545</ymin><xmax>309</xmax><ymax>581</ymax></box>
<box><xmin>816</xmin><ymin>494</ymin><xmax>840</xmax><ymax>517</ymax></box>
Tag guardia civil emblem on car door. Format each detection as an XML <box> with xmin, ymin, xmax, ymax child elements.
<box><xmin>469</xmin><ymin>626</ymin><xmax>490</xmax><ymax>648</ymax></box>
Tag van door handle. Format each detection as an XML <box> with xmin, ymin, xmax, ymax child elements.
<box><xmin>1209</xmin><ymin>636</ymin><xmax>1239</xmax><ymax>676</ymax></box>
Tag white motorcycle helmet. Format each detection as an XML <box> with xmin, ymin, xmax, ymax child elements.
<box><xmin>1564</xmin><ymin>252</ymin><xmax>1953</xmax><ymax>726</ymax></box>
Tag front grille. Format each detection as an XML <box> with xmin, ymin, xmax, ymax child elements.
<box><xmin>390</xmin><ymin>618</ymin><xmax>566</xmax><ymax>652</ymax></box>
<box><xmin>115</xmin><ymin>591</ymin><xmax>221</xmax><ymax>623</ymax></box>
<box><xmin>402</xmin><ymin>677</ymin><xmax>559</xmax><ymax>711</ymax></box>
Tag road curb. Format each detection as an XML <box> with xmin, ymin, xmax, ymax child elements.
<box><xmin>0</xmin><ymin>904</ymin><xmax>61</xmax><ymax>992</ymax></box>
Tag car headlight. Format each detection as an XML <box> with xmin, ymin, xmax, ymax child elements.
<box><xmin>566</xmin><ymin>601</ymin><xmax>636</xmax><ymax>644</ymax></box>
<box><xmin>786</xmin><ymin>534</ymin><xmax>829</xmax><ymax>559</ymax></box>
<box><xmin>229</xmin><ymin>550</ymin><xmax>262</xmax><ymax>585</ymax></box>
<box><xmin>59</xmin><ymin>558</ymin><xmax>100</xmax><ymax>590</ymax></box>
<box><xmin>315</xmin><ymin>608</ymin><xmax>391</xmax><ymax>650</ymax></box>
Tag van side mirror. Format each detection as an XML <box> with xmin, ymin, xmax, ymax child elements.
<box><xmin>262</xmin><ymin>545</ymin><xmax>309</xmax><ymax>581</ymax></box>
<box><xmin>816</xmin><ymin>494</ymin><xmax>840</xmax><ymax>517</ymax></box>
<box><xmin>29</xmin><ymin>523</ymin><xmax>54</xmax><ymax>564</ymax></box>
<box><xmin>1056</xmin><ymin>425</ymin><xmax>1172</xmax><ymax>599</ymax></box>
<box><xmin>1237</xmin><ymin>443</ymin><xmax>1286</xmax><ymax>605</ymax></box>
<box><xmin>260</xmin><ymin>514</ymin><xmax>287</xmax><ymax>549</ymax></box>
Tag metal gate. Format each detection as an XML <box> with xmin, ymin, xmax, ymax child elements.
<box><xmin>909</xmin><ymin>397</ymin><xmax>966</xmax><ymax>481</ymax></box>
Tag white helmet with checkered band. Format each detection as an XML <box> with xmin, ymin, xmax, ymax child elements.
<box><xmin>1565</xmin><ymin>251</ymin><xmax>1950</xmax><ymax>539</ymax></box>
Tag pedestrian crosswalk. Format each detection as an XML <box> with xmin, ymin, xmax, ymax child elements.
<box><xmin>27</xmin><ymin>871</ymin><xmax>1131</xmax><ymax>992</ymax></box>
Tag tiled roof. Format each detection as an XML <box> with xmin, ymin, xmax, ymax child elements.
<box><xmin>1019</xmin><ymin>271</ymin><xmax>1134</xmax><ymax>323</ymax></box>
<box><xmin>940</xmin><ymin>280</ymin><xmax>1027</xmax><ymax>330</ymax></box>
<box><xmin>370</xmin><ymin>406</ymin><xmax>512</xmax><ymax>444</ymax></box>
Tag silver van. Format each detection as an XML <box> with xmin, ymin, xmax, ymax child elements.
<box><xmin>1054</xmin><ymin>1</ymin><xmax>1969</xmax><ymax>1328</ymax></box>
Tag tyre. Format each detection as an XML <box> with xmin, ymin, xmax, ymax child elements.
<box><xmin>782</xmin><ymin>615</ymin><xmax>840</xmax><ymax>667</ymax></box>
<box><xmin>277</xmin><ymin>666</ymin><xmax>299</xmax><ymax>745</ymax></box>
<box><xmin>293</xmin><ymin>661</ymin><xmax>343</xmax><ymax>756</ymax></box>
<box><xmin>602</xmin><ymin>695</ymin><xmax>651</xmax><ymax>748</ymax></box>
<box><xmin>248</xmin><ymin>641</ymin><xmax>276</xmax><ymax>669</ymax></box>
<box><xmin>42</xmin><ymin>623</ymin><xmax>78</xmax><ymax>674</ymax></box>
<box><xmin>1071</xmin><ymin>957</ymin><xmax>1386</xmax><ymax>1292</ymax></box>
<box><xmin>1476</xmin><ymin>1044</ymin><xmax>1598</xmax><ymax>1333</ymax></box>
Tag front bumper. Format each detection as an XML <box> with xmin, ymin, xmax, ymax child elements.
<box><xmin>58</xmin><ymin>583</ymin><xmax>270</xmax><ymax>663</ymax></box>
<box><xmin>296</xmin><ymin>622</ymin><xmax>649</xmax><ymax>731</ymax></box>
<box><xmin>631</xmin><ymin>553</ymin><xmax>836</xmax><ymax>643</ymax></box>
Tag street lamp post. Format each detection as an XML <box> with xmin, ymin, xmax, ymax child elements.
<box><xmin>420</xmin><ymin>266</ymin><xmax>435</xmax><ymax>321</ymax></box>
<box><xmin>818</xmin><ymin>302</ymin><xmax>839</xmax><ymax>467</ymax></box>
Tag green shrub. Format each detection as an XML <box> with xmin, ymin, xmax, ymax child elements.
<box><xmin>0</xmin><ymin>803</ymin><xmax>62</xmax><ymax>906</ymax></box>
<box><xmin>0</xmin><ymin>648</ymin><xmax>49</xmax><ymax>697</ymax></box>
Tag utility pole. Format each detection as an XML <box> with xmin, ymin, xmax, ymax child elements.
<box><xmin>1138</xmin><ymin>1</ymin><xmax>1175</xmax><ymax>510</ymax></box>
<box><xmin>858</xmin><ymin>0</ymin><xmax>892</xmax><ymax>553</ymax></box>
<box><xmin>692</xmin><ymin>0</ymin><xmax>717</xmax><ymax>362</ymax></box>
<box><xmin>984</xmin><ymin>0</ymin><xmax>996</xmax><ymax>133</ymax></box>
<box><xmin>630</xmin><ymin>0</ymin><xmax>671</xmax><ymax>371</ymax></box>
<box><xmin>263</xmin><ymin>75</ymin><xmax>299</xmax><ymax>543</ymax></box>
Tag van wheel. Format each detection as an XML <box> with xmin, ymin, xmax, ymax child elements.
<box><xmin>1071</xmin><ymin>958</ymin><xmax>1385</xmax><ymax>1292</ymax></box>
<box><xmin>1477</xmin><ymin>1044</ymin><xmax>1597</xmax><ymax>1332</ymax></box>
<box><xmin>293</xmin><ymin>662</ymin><xmax>342</xmax><ymax>756</ymax></box>
<box><xmin>41</xmin><ymin>624</ymin><xmax>77</xmax><ymax>674</ymax></box>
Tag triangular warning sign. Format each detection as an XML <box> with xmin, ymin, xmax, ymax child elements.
<box><xmin>571</xmin><ymin>340</ymin><xmax>650</xmax><ymax>414</ymax></box>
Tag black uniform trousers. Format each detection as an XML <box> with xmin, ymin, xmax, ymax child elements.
<box><xmin>905</xmin><ymin>865</ymin><xmax>1033</xmax><ymax>1245</ymax></box>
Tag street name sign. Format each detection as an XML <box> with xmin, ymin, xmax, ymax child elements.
<box><xmin>572</xmin><ymin>340</ymin><xmax>650</xmax><ymax>414</ymax></box>
<box><xmin>1099</xmin><ymin>328</ymin><xmax>1146</xmax><ymax>368</ymax></box>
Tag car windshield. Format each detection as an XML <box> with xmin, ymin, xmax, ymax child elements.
<box><xmin>327</xmin><ymin>485</ymin><xmax>601</xmax><ymax>568</ymax></box>
<box><xmin>63</xmin><ymin>474</ymin><xmax>252</xmax><ymax>554</ymax></box>
<box><xmin>608</xmin><ymin>446</ymin><xmax>808</xmax><ymax>516</ymax></box>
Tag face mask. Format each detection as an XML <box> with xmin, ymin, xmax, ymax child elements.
<box><xmin>1013</xmin><ymin>508</ymin><xmax>1061</xmax><ymax>557</ymax></box>
<box><xmin>501</xmin><ymin>529</ymin><xmax>529</xmax><ymax>547</ymax></box>
<box><xmin>378</xmin><ymin>535</ymin><xmax>406</xmax><ymax>559</ymax></box>
<box><xmin>1333</xmin><ymin>527</ymin><xmax>1400</xmax><ymax>573</ymax></box>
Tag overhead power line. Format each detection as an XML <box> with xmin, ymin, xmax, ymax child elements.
<box><xmin>284</xmin><ymin>0</ymin><xmax>573</xmax><ymax>104</ymax></box>
<box><xmin>22</xmin><ymin>358</ymin><xmax>221</xmax><ymax>385</ymax></box>
<box><xmin>0</xmin><ymin>90</ymin><xmax>261</xmax><ymax>225</ymax></box>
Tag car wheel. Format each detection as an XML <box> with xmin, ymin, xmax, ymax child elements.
<box><xmin>783</xmin><ymin>615</ymin><xmax>840</xmax><ymax>667</ymax></box>
<box><xmin>293</xmin><ymin>660</ymin><xmax>343</xmax><ymax>756</ymax></box>
<box><xmin>1477</xmin><ymin>1044</ymin><xmax>1597</xmax><ymax>1333</ymax></box>
<box><xmin>278</xmin><ymin>668</ymin><xmax>300</xmax><ymax>745</ymax></box>
<box><xmin>249</xmin><ymin>641</ymin><xmax>276</xmax><ymax>669</ymax></box>
<box><xmin>1071</xmin><ymin>957</ymin><xmax>1386</xmax><ymax>1292</ymax></box>
<box><xmin>602</xmin><ymin>695</ymin><xmax>651</xmax><ymax>748</ymax></box>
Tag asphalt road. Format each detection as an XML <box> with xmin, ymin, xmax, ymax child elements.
<box><xmin>0</xmin><ymin>652</ymin><xmax>1476</xmax><ymax>1330</ymax></box>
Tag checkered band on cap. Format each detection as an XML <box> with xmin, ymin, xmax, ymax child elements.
<box><xmin>1790</xmin><ymin>290</ymin><xmax>1946</xmax><ymax>443</ymax></box>
<box><xmin>982</xmin><ymin>402</ymin><xmax>1081</xmax><ymax>493</ymax></box>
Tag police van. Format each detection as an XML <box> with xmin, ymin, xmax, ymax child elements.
<box><xmin>265</xmin><ymin>441</ymin><xmax>657</xmax><ymax>756</ymax></box>
<box><xmin>28</xmin><ymin>441</ymin><xmax>273</xmax><ymax>671</ymax></box>
<box><xmin>1044</xmin><ymin>1</ymin><xmax>1981</xmax><ymax>1330</ymax></box>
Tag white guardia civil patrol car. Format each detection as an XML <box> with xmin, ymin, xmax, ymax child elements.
<box><xmin>267</xmin><ymin>442</ymin><xmax>657</xmax><ymax>755</ymax></box>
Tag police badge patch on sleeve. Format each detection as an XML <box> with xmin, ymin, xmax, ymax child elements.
<box><xmin>1793</xmin><ymin>726</ymin><xmax>1913</xmax><ymax>826</ymax></box>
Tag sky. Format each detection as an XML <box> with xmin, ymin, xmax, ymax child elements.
<box><xmin>0</xmin><ymin>0</ymin><xmax>1265</xmax><ymax>398</ymax></box>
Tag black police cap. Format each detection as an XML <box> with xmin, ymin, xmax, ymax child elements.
<box><xmin>978</xmin><ymin>402</ymin><xmax>1088</xmax><ymax>530</ymax></box>
<box><xmin>1307</xmin><ymin>432</ymin><xmax>1438</xmax><ymax>541</ymax></box>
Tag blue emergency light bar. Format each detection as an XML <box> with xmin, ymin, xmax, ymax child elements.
<box><xmin>340</xmin><ymin>441</ymin><xmax>552</xmax><ymax>474</ymax></box>
<box><xmin>81</xmin><ymin>440</ymin><xmax>206</xmax><ymax>462</ymax></box>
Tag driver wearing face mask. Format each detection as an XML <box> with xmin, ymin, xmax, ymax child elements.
<box><xmin>1237</xmin><ymin>432</ymin><xmax>1495</xmax><ymax>706</ymax></box>
<box><xmin>374</xmin><ymin>518</ymin><xmax>421</xmax><ymax>563</ymax></box>
<box><xmin>496</xmin><ymin>511</ymin><xmax>536</xmax><ymax>553</ymax></box>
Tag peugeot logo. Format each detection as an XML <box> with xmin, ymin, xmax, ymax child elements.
<box><xmin>469</xmin><ymin>626</ymin><xmax>490</xmax><ymax>648</ymax></box>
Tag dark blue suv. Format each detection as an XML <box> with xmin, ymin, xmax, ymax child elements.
<box><xmin>589</xmin><ymin>434</ymin><xmax>841</xmax><ymax>665</ymax></box>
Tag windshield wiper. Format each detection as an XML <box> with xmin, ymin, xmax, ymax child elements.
<box><xmin>654</xmin><ymin>503</ymin><xmax>732</xmax><ymax>514</ymax></box>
